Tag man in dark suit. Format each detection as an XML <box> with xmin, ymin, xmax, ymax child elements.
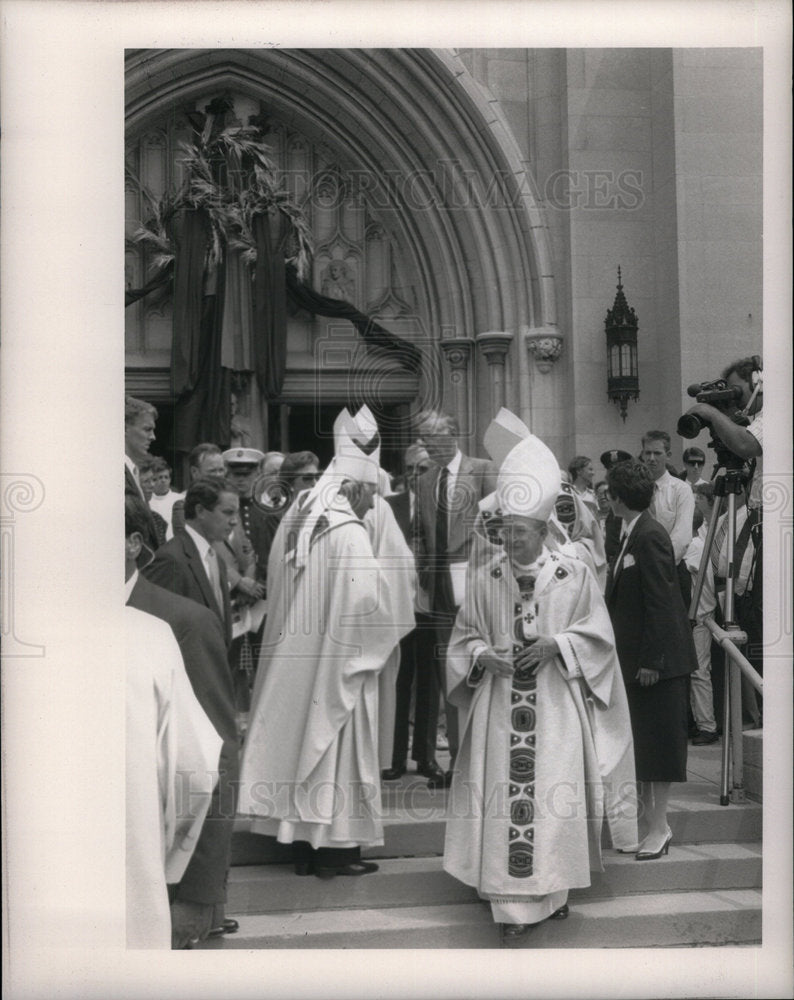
<box><xmin>170</xmin><ymin>442</ymin><xmax>227</xmax><ymax>536</ymax></box>
<box><xmin>599</xmin><ymin>450</ymin><xmax>633</xmax><ymax>565</ymax></box>
<box><xmin>144</xmin><ymin>477</ymin><xmax>238</xmax><ymax>648</ymax></box>
<box><xmin>124</xmin><ymin>395</ymin><xmax>161</xmax><ymax>561</ymax></box>
<box><xmin>414</xmin><ymin>410</ymin><xmax>499</xmax><ymax>788</ymax></box>
<box><xmin>382</xmin><ymin>443</ymin><xmax>443</xmax><ymax>782</ymax></box>
<box><xmin>125</xmin><ymin>495</ymin><xmax>239</xmax><ymax>948</ymax></box>
<box><xmin>605</xmin><ymin>460</ymin><xmax>697</xmax><ymax>859</ymax></box>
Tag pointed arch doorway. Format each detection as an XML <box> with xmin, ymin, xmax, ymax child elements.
<box><xmin>125</xmin><ymin>49</ymin><xmax>560</xmax><ymax>464</ymax></box>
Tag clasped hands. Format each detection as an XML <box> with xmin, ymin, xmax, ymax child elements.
<box><xmin>236</xmin><ymin>576</ymin><xmax>265</xmax><ymax>601</ymax></box>
<box><xmin>477</xmin><ymin>636</ymin><xmax>560</xmax><ymax>678</ymax></box>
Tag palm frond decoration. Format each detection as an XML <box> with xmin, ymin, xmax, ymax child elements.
<box><xmin>126</xmin><ymin>112</ymin><xmax>315</xmax><ymax>292</ymax></box>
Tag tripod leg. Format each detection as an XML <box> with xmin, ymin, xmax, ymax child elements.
<box><xmin>689</xmin><ymin>491</ymin><xmax>725</xmax><ymax>621</ymax></box>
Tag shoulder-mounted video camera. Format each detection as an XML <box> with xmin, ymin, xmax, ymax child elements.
<box><xmin>677</xmin><ymin>379</ymin><xmax>749</xmax><ymax>439</ymax></box>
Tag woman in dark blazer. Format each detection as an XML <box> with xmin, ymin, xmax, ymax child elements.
<box><xmin>605</xmin><ymin>460</ymin><xmax>697</xmax><ymax>860</ymax></box>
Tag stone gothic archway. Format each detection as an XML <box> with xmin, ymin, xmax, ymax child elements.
<box><xmin>125</xmin><ymin>48</ymin><xmax>561</xmax><ymax>452</ymax></box>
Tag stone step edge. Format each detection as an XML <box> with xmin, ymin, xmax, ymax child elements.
<box><xmin>230</xmin><ymin>841</ymin><xmax>763</xmax><ymax>881</ymax></box>
<box><xmin>233</xmin><ymin>800</ymin><xmax>763</xmax><ymax>833</ymax></box>
<box><xmin>221</xmin><ymin>888</ymin><xmax>762</xmax><ymax>943</ymax></box>
<box><xmin>226</xmin><ymin>846</ymin><xmax>762</xmax><ymax>913</ymax></box>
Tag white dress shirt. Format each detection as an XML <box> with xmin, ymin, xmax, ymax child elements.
<box><xmin>649</xmin><ymin>470</ymin><xmax>694</xmax><ymax>563</ymax></box>
<box><xmin>125</xmin><ymin>454</ymin><xmax>144</xmax><ymax>499</ymax></box>
<box><xmin>184</xmin><ymin>524</ymin><xmax>225</xmax><ymax>607</ymax></box>
<box><xmin>444</xmin><ymin>448</ymin><xmax>463</xmax><ymax>508</ymax></box>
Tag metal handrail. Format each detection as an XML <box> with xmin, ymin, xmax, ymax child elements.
<box><xmin>704</xmin><ymin>618</ymin><xmax>763</xmax><ymax>693</ymax></box>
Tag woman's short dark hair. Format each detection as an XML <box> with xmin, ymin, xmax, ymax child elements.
<box><xmin>568</xmin><ymin>455</ymin><xmax>592</xmax><ymax>480</ymax></box>
<box><xmin>682</xmin><ymin>447</ymin><xmax>705</xmax><ymax>464</ymax></box>
<box><xmin>606</xmin><ymin>460</ymin><xmax>655</xmax><ymax>512</ymax></box>
<box><xmin>280</xmin><ymin>451</ymin><xmax>320</xmax><ymax>479</ymax></box>
<box><xmin>184</xmin><ymin>477</ymin><xmax>233</xmax><ymax>520</ymax></box>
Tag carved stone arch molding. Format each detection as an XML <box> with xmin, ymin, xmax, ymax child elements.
<box><xmin>125</xmin><ymin>48</ymin><xmax>559</xmax><ymax>446</ymax></box>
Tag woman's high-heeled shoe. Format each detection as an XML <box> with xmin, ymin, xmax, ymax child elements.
<box><xmin>635</xmin><ymin>830</ymin><xmax>673</xmax><ymax>861</ymax></box>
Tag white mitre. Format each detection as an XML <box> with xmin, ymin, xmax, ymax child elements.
<box><xmin>483</xmin><ymin>407</ymin><xmax>531</xmax><ymax>466</ymax></box>
<box><xmin>290</xmin><ymin>407</ymin><xmax>379</xmax><ymax>566</ymax></box>
<box><xmin>496</xmin><ymin>433</ymin><xmax>562</xmax><ymax>523</ymax></box>
<box><xmin>479</xmin><ymin>407</ymin><xmax>531</xmax><ymax>517</ymax></box>
<box><xmin>334</xmin><ymin>406</ymin><xmax>380</xmax><ymax>486</ymax></box>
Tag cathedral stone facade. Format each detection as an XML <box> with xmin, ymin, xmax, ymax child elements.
<box><xmin>125</xmin><ymin>48</ymin><xmax>761</xmax><ymax>479</ymax></box>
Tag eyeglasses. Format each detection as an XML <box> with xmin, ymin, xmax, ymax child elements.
<box><xmin>686</xmin><ymin>459</ymin><xmax>705</xmax><ymax>467</ymax></box>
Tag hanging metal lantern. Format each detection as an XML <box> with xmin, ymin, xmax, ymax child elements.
<box><xmin>605</xmin><ymin>266</ymin><xmax>639</xmax><ymax>421</ymax></box>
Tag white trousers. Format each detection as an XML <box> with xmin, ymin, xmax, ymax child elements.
<box><xmin>690</xmin><ymin>622</ymin><xmax>717</xmax><ymax>732</ymax></box>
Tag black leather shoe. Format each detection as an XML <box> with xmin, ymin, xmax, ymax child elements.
<box><xmin>427</xmin><ymin>769</ymin><xmax>452</xmax><ymax>790</ymax></box>
<box><xmin>381</xmin><ymin>765</ymin><xmax>407</xmax><ymax>780</ymax></box>
<box><xmin>207</xmin><ymin>918</ymin><xmax>239</xmax><ymax>938</ymax></box>
<box><xmin>416</xmin><ymin>761</ymin><xmax>444</xmax><ymax>781</ymax></box>
<box><xmin>692</xmin><ymin>729</ymin><xmax>719</xmax><ymax>745</ymax></box>
<box><xmin>315</xmin><ymin>860</ymin><xmax>379</xmax><ymax>879</ymax></box>
<box><xmin>502</xmin><ymin>922</ymin><xmax>533</xmax><ymax>940</ymax></box>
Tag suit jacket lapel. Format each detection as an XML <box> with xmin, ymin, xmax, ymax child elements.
<box><xmin>182</xmin><ymin>532</ymin><xmax>222</xmax><ymax>618</ymax></box>
<box><xmin>607</xmin><ymin>511</ymin><xmax>646</xmax><ymax>600</ymax></box>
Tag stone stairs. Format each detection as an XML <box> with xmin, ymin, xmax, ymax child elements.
<box><xmin>210</xmin><ymin>742</ymin><xmax>762</xmax><ymax>949</ymax></box>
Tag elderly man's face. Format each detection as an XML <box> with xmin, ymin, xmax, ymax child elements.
<box><xmin>193</xmin><ymin>453</ymin><xmax>226</xmax><ymax>481</ymax></box>
<box><xmin>419</xmin><ymin>427</ymin><xmax>457</xmax><ymax>468</ymax></box>
<box><xmin>341</xmin><ymin>480</ymin><xmax>376</xmax><ymax>519</ymax></box>
<box><xmin>498</xmin><ymin>516</ymin><xmax>547</xmax><ymax>565</ymax></box>
<box><xmin>405</xmin><ymin>448</ymin><xmax>431</xmax><ymax>490</ymax></box>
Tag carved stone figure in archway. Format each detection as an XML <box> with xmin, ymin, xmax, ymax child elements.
<box><xmin>321</xmin><ymin>260</ymin><xmax>356</xmax><ymax>303</ymax></box>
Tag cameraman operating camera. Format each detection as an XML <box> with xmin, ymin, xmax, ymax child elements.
<box><xmin>684</xmin><ymin>355</ymin><xmax>763</xmax><ymax>509</ymax></box>
<box><xmin>685</xmin><ymin>355</ymin><xmax>763</xmax><ymax>725</ymax></box>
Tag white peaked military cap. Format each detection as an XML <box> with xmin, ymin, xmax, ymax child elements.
<box><xmin>222</xmin><ymin>447</ymin><xmax>266</xmax><ymax>465</ymax></box>
<box><xmin>496</xmin><ymin>433</ymin><xmax>562</xmax><ymax>523</ymax></box>
<box><xmin>483</xmin><ymin>407</ymin><xmax>531</xmax><ymax>466</ymax></box>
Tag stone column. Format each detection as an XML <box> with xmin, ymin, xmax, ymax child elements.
<box><xmin>439</xmin><ymin>338</ymin><xmax>474</xmax><ymax>441</ymax></box>
<box><xmin>476</xmin><ymin>330</ymin><xmax>514</xmax><ymax>415</ymax></box>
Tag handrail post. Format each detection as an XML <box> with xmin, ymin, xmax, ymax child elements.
<box><xmin>729</xmin><ymin>657</ymin><xmax>746</xmax><ymax>803</ymax></box>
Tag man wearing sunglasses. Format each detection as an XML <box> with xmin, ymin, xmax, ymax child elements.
<box><xmin>681</xmin><ymin>447</ymin><xmax>709</xmax><ymax>489</ymax></box>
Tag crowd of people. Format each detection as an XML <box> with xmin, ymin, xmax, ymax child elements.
<box><xmin>123</xmin><ymin>354</ymin><xmax>763</xmax><ymax>947</ymax></box>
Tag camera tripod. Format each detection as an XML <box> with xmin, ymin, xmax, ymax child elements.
<box><xmin>688</xmin><ymin>447</ymin><xmax>758</xmax><ymax>805</ymax></box>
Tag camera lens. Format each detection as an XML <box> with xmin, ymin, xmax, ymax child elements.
<box><xmin>677</xmin><ymin>412</ymin><xmax>705</xmax><ymax>439</ymax></box>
